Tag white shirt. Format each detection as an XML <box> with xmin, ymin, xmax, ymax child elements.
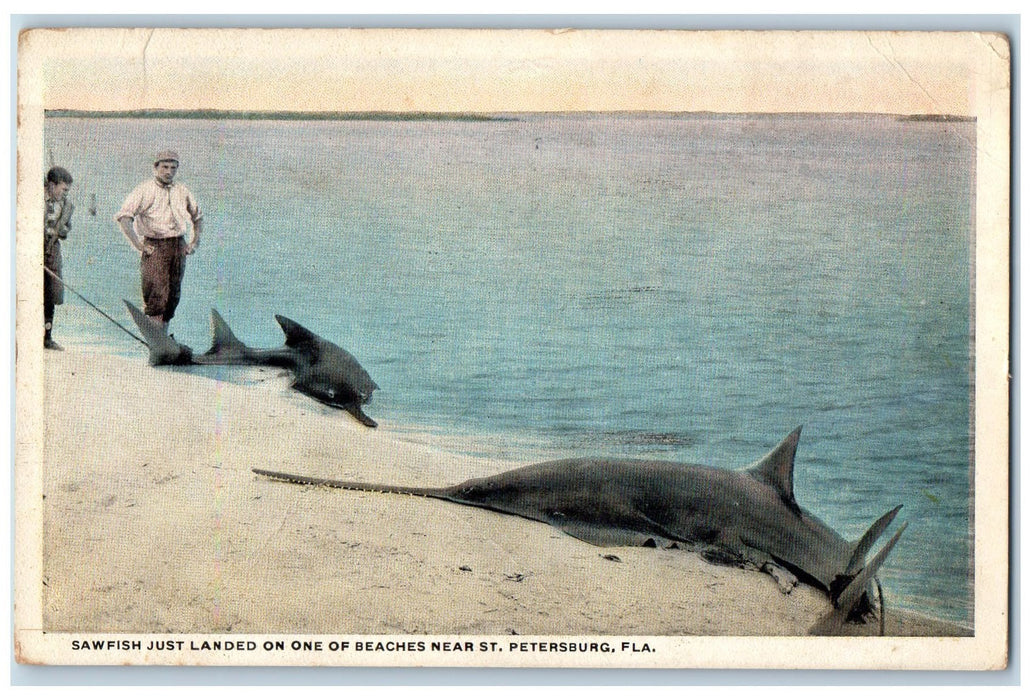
<box><xmin>115</xmin><ymin>178</ymin><xmax>202</xmax><ymax>240</ymax></box>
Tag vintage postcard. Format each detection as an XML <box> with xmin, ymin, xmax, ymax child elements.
<box><xmin>14</xmin><ymin>28</ymin><xmax>1010</xmax><ymax>669</ymax></box>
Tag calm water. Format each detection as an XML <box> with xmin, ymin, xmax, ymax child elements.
<box><xmin>43</xmin><ymin>113</ymin><xmax>974</xmax><ymax>627</ymax></box>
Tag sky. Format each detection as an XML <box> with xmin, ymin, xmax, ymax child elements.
<box><xmin>19</xmin><ymin>28</ymin><xmax>1007</xmax><ymax>116</ymax></box>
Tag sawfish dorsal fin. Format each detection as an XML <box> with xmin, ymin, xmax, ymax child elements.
<box><xmin>275</xmin><ymin>314</ymin><xmax>318</xmax><ymax>348</ymax></box>
<box><xmin>206</xmin><ymin>309</ymin><xmax>246</xmax><ymax>355</ymax></box>
<box><xmin>746</xmin><ymin>426</ymin><xmax>802</xmax><ymax>511</ymax></box>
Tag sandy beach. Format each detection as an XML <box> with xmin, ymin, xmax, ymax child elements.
<box><xmin>36</xmin><ymin>349</ymin><xmax>967</xmax><ymax>639</ymax></box>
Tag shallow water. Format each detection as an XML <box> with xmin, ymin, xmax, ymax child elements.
<box><xmin>44</xmin><ymin>112</ymin><xmax>974</xmax><ymax>627</ymax></box>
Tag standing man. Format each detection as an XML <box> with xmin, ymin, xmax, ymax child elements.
<box><xmin>116</xmin><ymin>150</ymin><xmax>202</xmax><ymax>331</ymax></box>
<box><xmin>44</xmin><ymin>166</ymin><xmax>74</xmax><ymax>350</ymax></box>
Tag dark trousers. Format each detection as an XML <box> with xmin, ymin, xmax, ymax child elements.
<box><xmin>141</xmin><ymin>237</ymin><xmax>187</xmax><ymax>322</ymax></box>
<box><xmin>43</xmin><ymin>241</ymin><xmax>63</xmax><ymax>327</ymax></box>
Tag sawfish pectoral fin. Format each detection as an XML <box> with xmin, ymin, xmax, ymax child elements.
<box><xmin>347</xmin><ymin>406</ymin><xmax>378</xmax><ymax>428</ymax></box>
<box><xmin>807</xmin><ymin>522</ymin><xmax>908</xmax><ymax>636</ymax></box>
<box><xmin>548</xmin><ymin>516</ymin><xmax>666</xmax><ymax>548</ymax></box>
<box><xmin>556</xmin><ymin>521</ymin><xmax>643</xmax><ymax>547</ymax></box>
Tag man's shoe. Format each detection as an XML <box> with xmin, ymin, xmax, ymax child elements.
<box><xmin>44</xmin><ymin>336</ymin><xmax>63</xmax><ymax>351</ymax></box>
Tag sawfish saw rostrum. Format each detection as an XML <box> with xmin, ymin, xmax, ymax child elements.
<box><xmin>124</xmin><ymin>300</ymin><xmax>379</xmax><ymax>427</ymax></box>
<box><xmin>254</xmin><ymin>427</ymin><xmax>907</xmax><ymax>635</ymax></box>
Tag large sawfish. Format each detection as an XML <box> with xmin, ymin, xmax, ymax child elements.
<box><xmin>253</xmin><ymin>427</ymin><xmax>907</xmax><ymax>635</ymax></box>
<box><xmin>124</xmin><ymin>300</ymin><xmax>379</xmax><ymax>427</ymax></box>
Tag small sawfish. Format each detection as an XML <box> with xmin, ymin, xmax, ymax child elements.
<box><xmin>254</xmin><ymin>427</ymin><xmax>907</xmax><ymax>634</ymax></box>
<box><xmin>124</xmin><ymin>300</ymin><xmax>379</xmax><ymax>427</ymax></box>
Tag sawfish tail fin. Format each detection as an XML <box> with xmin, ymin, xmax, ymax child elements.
<box><xmin>808</xmin><ymin>510</ymin><xmax>908</xmax><ymax>636</ymax></box>
<box><xmin>202</xmin><ymin>309</ymin><xmax>249</xmax><ymax>359</ymax></box>
<box><xmin>844</xmin><ymin>504</ymin><xmax>904</xmax><ymax>575</ymax></box>
<box><xmin>123</xmin><ymin>300</ymin><xmax>193</xmax><ymax>366</ymax></box>
<box><xmin>253</xmin><ymin>468</ymin><xmax>443</xmax><ymax>499</ymax></box>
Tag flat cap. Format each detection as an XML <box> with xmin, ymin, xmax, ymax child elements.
<box><xmin>154</xmin><ymin>150</ymin><xmax>180</xmax><ymax>164</ymax></box>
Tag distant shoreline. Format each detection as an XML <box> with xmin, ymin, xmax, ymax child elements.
<box><xmin>45</xmin><ymin>109</ymin><xmax>518</xmax><ymax>122</ymax></box>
